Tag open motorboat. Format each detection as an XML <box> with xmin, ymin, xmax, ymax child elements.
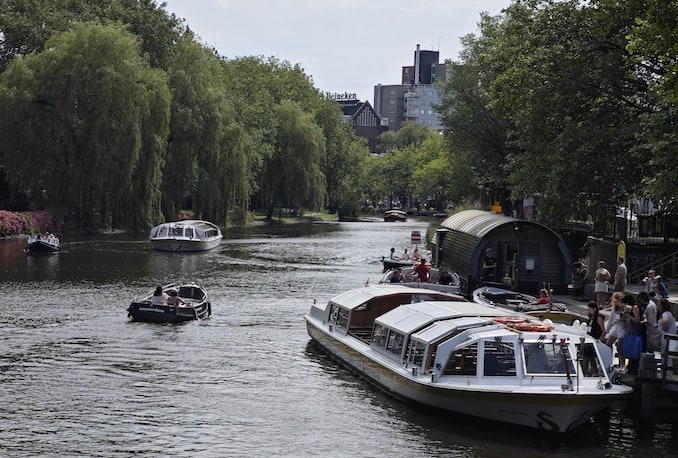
<box><xmin>472</xmin><ymin>286</ymin><xmax>568</xmax><ymax>313</ymax></box>
<box><xmin>149</xmin><ymin>220</ymin><xmax>222</xmax><ymax>252</ymax></box>
<box><xmin>304</xmin><ymin>285</ymin><xmax>631</xmax><ymax>433</ymax></box>
<box><xmin>25</xmin><ymin>233</ymin><xmax>61</xmax><ymax>254</ymax></box>
<box><xmin>25</xmin><ymin>239</ymin><xmax>61</xmax><ymax>254</ymax></box>
<box><xmin>127</xmin><ymin>282</ymin><xmax>212</xmax><ymax>323</ymax></box>
<box><xmin>383</xmin><ymin>209</ymin><xmax>407</xmax><ymax>222</ymax></box>
<box><xmin>382</xmin><ymin>257</ymin><xmax>413</xmax><ymax>272</ymax></box>
<box><xmin>379</xmin><ymin>265</ymin><xmax>462</xmax><ymax>295</ymax></box>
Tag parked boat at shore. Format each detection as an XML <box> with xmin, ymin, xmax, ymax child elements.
<box><xmin>472</xmin><ymin>286</ymin><xmax>568</xmax><ymax>313</ymax></box>
<box><xmin>149</xmin><ymin>220</ymin><xmax>222</xmax><ymax>252</ymax></box>
<box><xmin>127</xmin><ymin>282</ymin><xmax>211</xmax><ymax>323</ymax></box>
<box><xmin>305</xmin><ymin>285</ymin><xmax>631</xmax><ymax>433</ymax></box>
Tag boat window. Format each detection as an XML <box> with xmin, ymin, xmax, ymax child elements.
<box><xmin>576</xmin><ymin>342</ymin><xmax>605</xmax><ymax>377</ymax></box>
<box><xmin>407</xmin><ymin>340</ymin><xmax>427</xmax><ymax>368</ymax></box>
<box><xmin>372</xmin><ymin>323</ymin><xmax>388</xmax><ymax>348</ymax></box>
<box><xmin>170</xmin><ymin>226</ymin><xmax>183</xmax><ymax>237</ymax></box>
<box><xmin>483</xmin><ymin>339</ymin><xmax>516</xmax><ymax>376</ymax></box>
<box><xmin>335</xmin><ymin>308</ymin><xmax>349</xmax><ymax>330</ymax></box>
<box><xmin>158</xmin><ymin>226</ymin><xmax>168</xmax><ymax>237</ymax></box>
<box><xmin>442</xmin><ymin>343</ymin><xmax>477</xmax><ymax>376</ymax></box>
<box><xmin>185</xmin><ymin>227</ymin><xmax>194</xmax><ymax>239</ymax></box>
<box><xmin>386</xmin><ymin>331</ymin><xmax>405</xmax><ymax>357</ymax></box>
<box><xmin>524</xmin><ymin>341</ymin><xmax>576</xmax><ymax>375</ymax></box>
<box><xmin>329</xmin><ymin>303</ymin><xmax>340</xmax><ymax>324</ymax></box>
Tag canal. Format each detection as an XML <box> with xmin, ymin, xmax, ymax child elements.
<box><xmin>1</xmin><ymin>219</ymin><xmax>676</xmax><ymax>457</ymax></box>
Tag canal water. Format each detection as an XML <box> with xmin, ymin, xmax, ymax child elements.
<box><xmin>1</xmin><ymin>219</ymin><xmax>676</xmax><ymax>457</ymax></box>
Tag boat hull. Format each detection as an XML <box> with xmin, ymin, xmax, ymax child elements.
<box><xmin>305</xmin><ymin>319</ymin><xmax>628</xmax><ymax>433</ymax></box>
<box><xmin>25</xmin><ymin>241</ymin><xmax>61</xmax><ymax>254</ymax></box>
<box><xmin>127</xmin><ymin>301</ymin><xmax>211</xmax><ymax>323</ymax></box>
<box><xmin>150</xmin><ymin>238</ymin><xmax>222</xmax><ymax>252</ymax></box>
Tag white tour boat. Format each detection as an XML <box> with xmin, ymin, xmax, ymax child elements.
<box><xmin>149</xmin><ymin>220</ymin><xmax>222</xmax><ymax>252</ymax></box>
<box><xmin>304</xmin><ymin>285</ymin><xmax>632</xmax><ymax>433</ymax></box>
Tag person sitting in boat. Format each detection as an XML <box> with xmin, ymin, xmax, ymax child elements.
<box><xmin>389</xmin><ymin>247</ymin><xmax>398</xmax><ymax>260</ymax></box>
<box><xmin>414</xmin><ymin>260</ymin><xmax>430</xmax><ymax>283</ymax></box>
<box><xmin>438</xmin><ymin>269</ymin><xmax>454</xmax><ymax>285</ymax></box>
<box><xmin>400</xmin><ymin>248</ymin><xmax>411</xmax><ymax>261</ymax></box>
<box><xmin>390</xmin><ymin>269</ymin><xmax>406</xmax><ymax>283</ymax></box>
<box><xmin>412</xmin><ymin>248</ymin><xmax>421</xmax><ymax>261</ymax></box>
<box><xmin>166</xmin><ymin>290</ymin><xmax>186</xmax><ymax>306</ymax></box>
<box><xmin>531</xmin><ymin>288</ymin><xmax>551</xmax><ymax>305</ymax></box>
<box><xmin>150</xmin><ymin>285</ymin><xmax>169</xmax><ymax>305</ymax></box>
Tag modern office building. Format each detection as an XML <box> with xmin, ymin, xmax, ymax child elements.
<box><xmin>374</xmin><ymin>44</ymin><xmax>447</xmax><ymax>132</ymax></box>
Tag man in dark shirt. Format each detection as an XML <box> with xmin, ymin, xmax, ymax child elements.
<box><xmin>482</xmin><ymin>248</ymin><xmax>497</xmax><ymax>284</ymax></box>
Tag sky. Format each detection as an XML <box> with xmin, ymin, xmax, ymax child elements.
<box><xmin>162</xmin><ymin>0</ymin><xmax>510</xmax><ymax>104</ymax></box>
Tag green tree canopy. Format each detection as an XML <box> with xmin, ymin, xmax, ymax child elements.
<box><xmin>0</xmin><ymin>22</ymin><xmax>170</xmax><ymax>228</ymax></box>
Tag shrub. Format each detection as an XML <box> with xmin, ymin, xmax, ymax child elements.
<box><xmin>0</xmin><ymin>210</ymin><xmax>30</xmax><ymax>236</ymax></box>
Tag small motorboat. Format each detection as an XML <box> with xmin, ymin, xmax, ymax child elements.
<box><xmin>381</xmin><ymin>257</ymin><xmax>413</xmax><ymax>272</ymax></box>
<box><xmin>379</xmin><ymin>265</ymin><xmax>462</xmax><ymax>294</ymax></box>
<box><xmin>304</xmin><ymin>285</ymin><xmax>632</xmax><ymax>433</ymax></box>
<box><xmin>25</xmin><ymin>235</ymin><xmax>61</xmax><ymax>254</ymax></box>
<box><xmin>472</xmin><ymin>286</ymin><xmax>567</xmax><ymax>312</ymax></box>
<box><xmin>127</xmin><ymin>283</ymin><xmax>212</xmax><ymax>323</ymax></box>
<box><xmin>383</xmin><ymin>209</ymin><xmax>407</xmax><ymax>222</ymax></box>
<box><xmin>149</xmin><ymin>220</ymin><xmax>222</xmax><ymax>252</ymax></box>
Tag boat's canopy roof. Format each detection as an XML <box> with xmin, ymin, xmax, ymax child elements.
<box><xmin>375</xmin><ymin>300</ymin><xmax>504</xmax><ymax>334</ymax></box>
<box><xmin>150</xmin><ymin>220</ymin><xmax>221</xmax><ymax>237</ymax></box>
<box><xmin>153</xmin><ymin>220</ymin><xmax>219</xmax><ymax>230</ymax></box>
<box><xmin>330</xmin><ymin>286</ymin><xmax>458</xmax><ymax>311</ymax></box>
<box><xmin>411</xmin><ymin>316</ymin><xmax>496</xmax><ymax>344</ymax></box>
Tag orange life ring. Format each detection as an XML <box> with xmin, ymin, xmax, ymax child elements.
<box><xmin>512</xmin><ymin>322</ymin><xmax>553</xmax><ymax>332</ymax></box>
<box><xmin>492</xmin><ymin>316</ymin><xmax>527</xmax><ymax>324</ymax></box>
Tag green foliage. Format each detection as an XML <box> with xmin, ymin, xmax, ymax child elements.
<box><xmin>437</xmin><ymin>0</ymin><xmax>677</xmax><ymax>227</ymax></box>
<box><xmin>0</xmin><ymin>22</ymin><xmax>170</xmax><ymax>229</ymax></box>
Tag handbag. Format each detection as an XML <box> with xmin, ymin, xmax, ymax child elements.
<box><xmin>622</xmin><ymin>322</ymin><xmax>643</xmax><ymax>360</ymax></box>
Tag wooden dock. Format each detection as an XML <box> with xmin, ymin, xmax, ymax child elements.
<box><xmin>621</xmin><ymin>333</ymin><xmax>678</xmax><ymax>421</ymax></box>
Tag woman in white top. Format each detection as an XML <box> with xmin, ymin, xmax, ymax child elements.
<box><xmin>604</xmin><ymin>291</ymin><xmax>626</xmax><ymax>365</ymax></box>
<box><xmin>594</xmin><ymin>260</ymin><xmax>611</xmax><ymax>308</ymax></box>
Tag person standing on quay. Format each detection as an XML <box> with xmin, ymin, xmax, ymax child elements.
<box><xmin>594</xmin><ymin>260</ymin><xmax>611</xmax><ymax>308</ymax></box>
<box><xmin>614</xmin><ymin>257</ymin><xmax>627</xmax><ymax>293</ymax></box>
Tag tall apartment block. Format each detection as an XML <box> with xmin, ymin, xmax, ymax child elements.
<box><xmin>373</xmin><ymin>44</ymin><xmax>447</xmax><ymax>132</ymax></box>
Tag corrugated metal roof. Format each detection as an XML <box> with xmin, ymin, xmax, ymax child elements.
<box><xmin>440</xmin><ymin>210</ymin><xmax>520</xmax><ymax>238</ymax></box>
<box><xmin>440</xmin><ymin>209</ymin><xmax>561</xmax><ymax>239</ymax></box>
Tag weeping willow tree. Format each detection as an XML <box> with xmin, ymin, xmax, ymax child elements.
<box><xmin>0</xmin><ymin>22</ymin><xmax>170</xmax><ymax>229</ymax></box>
<box><xmin>261</xmin><ymin>100</ymin><xmax>326</xmax><ymax>219</ymax></box>
<box><xmin>164</xmin><ymin>38</ymin><xmax>253</xmax><ymax>226</ymax></box>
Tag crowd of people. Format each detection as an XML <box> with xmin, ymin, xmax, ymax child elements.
<box><xmin>586</xmin><ymin>263</ymin><xmax>676</xmax><ymax>373</ymax></box>
<box><xmin>27</xmin><ymin>232</ymin><xmax>60</xmax><ymax>247</ymax></box>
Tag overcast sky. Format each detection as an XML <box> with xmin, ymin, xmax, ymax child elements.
<box><xmin>162</xmin><ymin>0</ymin><xmax>510</xmax><ymax>104</ymax></box>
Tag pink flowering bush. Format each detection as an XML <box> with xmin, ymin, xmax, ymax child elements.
<box><xmin>25</xmin><ymin>210</ymin><xmax>61</xmax><ymax>233</ymax></box>
<box><xmin>0</xmin><ymin>210</ymin><xmax>30</xmax><ymax>237</ymax></box>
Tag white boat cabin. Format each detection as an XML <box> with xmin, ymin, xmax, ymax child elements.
<box><xmin>371</xmin><ymin>301</ymin><xmax>606</xmax><ymax>383</ymax></box>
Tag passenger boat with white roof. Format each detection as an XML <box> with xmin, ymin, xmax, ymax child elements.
<box><xmin>304</xmin><ymin>285</ymin><xmax>632</xmax><ymax>433</ymax></box>
<box><xmin>149</xmin><ymin>220</ymin><xmax>222</xmax><ymax>252</ymax></box>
